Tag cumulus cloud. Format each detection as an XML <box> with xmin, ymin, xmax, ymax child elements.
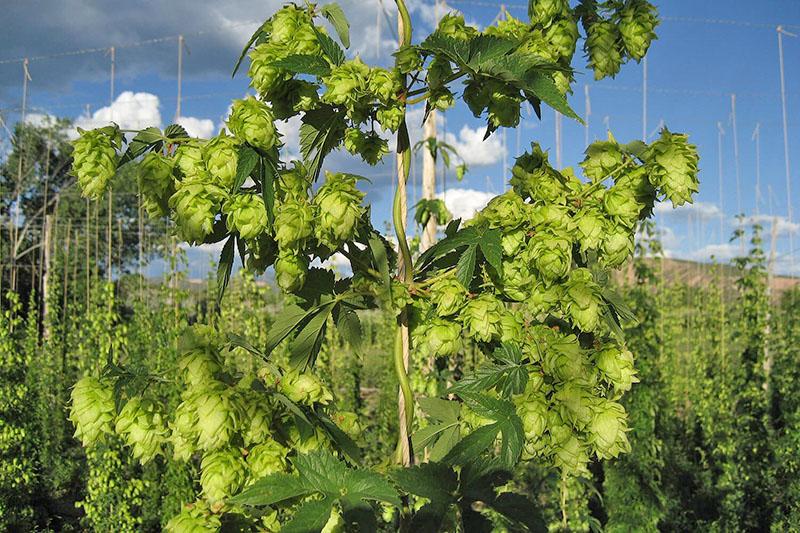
<box><xmin>444</xmin><ymin>124</ymin><xmax>505</xmax><ymax>167</ymax></box>
<box><xmin>654</xmin><ymin>201</ymin><xmax>723</xmax><ymax>221</ymax></box>
<box><xmin>437</xmin><ymin>188</ymin><xmax>494</xmax><ymax>221</ymax></box>
<box><xmin>687</xmin><ymin>242</ymin><xmax>739</xmax><ymax>262</ymax></box>
<box><xmin>24</xmin><ymin>112</ymin><xmax>59</xmax><ymax>128</ymax></box>
<box><xmin>738</xmin><ymin>214</ymin><xmax>799</xmax><ymax>236</ymax></box>
<box><xmin>176</xmin><ymin>116</ymin><xmax>215</xmax><ymax>138</ymax></box>
<box><xmin>74</xmin><ymin>91</ymin><xmax>161</xmax><ymax>132</ymax></box>
<box><xmin>277</xmin><ymin>115</ymin><xmax>303</xmax><ymax>160</ymax></box>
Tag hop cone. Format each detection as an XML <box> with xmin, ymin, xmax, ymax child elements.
<box><xmin>553</xmin><ymin>382</ymin><xmax>595</xmax><ymax>430</ymax></box>
<box><xmin>200</xmin><ymin>448</ymin><xmax>247</xmax><ymax>503</ymax></box>
<box><xmin>115</xmin><ymin>397</ymin><xmax>168</xmax><ymax>463</ymax></box>
<box><xmin>274</xmin><ymin>249</ymin><xmax>308</xmax><ymax>292</ymax></box>
<box><xmin>617</xmin><ymin>0</ymin><xmax>658</xmax><ymax>61</ymax></box>
<box><xmin>544</xmin><ymin>17</ymin><xmax>579</xmax><ymax>59</ymax></box>
<box><xmin>394</xmin><ymin>45</ymin><xmax>423</xmax><ymax>74</ymax></box>
<box><xmin>586</xmin><ymin>21</ymin><xmax>623</xmax><ymax>80</ymax></box>
<box><xmin>481</xmin><ymin>190</ymin><xmax>529</xmax><ymax>229</ymax></box>
<box><xmin>330</xmin><ymin>411</ymin><xmax>363</xmax><ymax>441</ymax></box>
<box><xmin>139</xmin><ymin>152</ymin><xmax>174</xmax><ymax>218</ymax></box>
<box><xmin>562</xmin><ymin>269</ymin><xmax>603</xmax><ymax>332</ymax></box>
<box><xmin>588</xmin><ymin>399</ymin><xmax>631</xmax><ymax>459</ymax></box>
<box><xmin>169</xmin><ymin>398</ymin><xmax>199</xmax><ymax>462</ymax></box>
<box><xmin>581</xmin><ymin>140</ymin><xmax>624</xmax><ymax>181</ymax></box>
<box><xmin>193</xmin><ymin>383</ymin><xmax>241</xmax><ymax>451</ymax></box>
<box><xmin>313</xmin><ymin>172</ymin><xmax>365</xmax><ymax>250</ymax></box>
<box><xmin>571</xmin><ymin>206</ymin><xmax>607</xmax><ymax>252</ymax></box>
<box><xmin>502</xmin><ymin>257</ymin><xmax>532</xmax><ymax>302</ymax></box>
<box><xmin>437</xmin><ymin>13</ymin><xmax>478</xmax><ymax>40</ymax></box>
<box><xmin>71</xmin><ymin>127</ymin><xmax>120</xmax><ymax>199</ymax></box>
<box><xmin>69</xmin><ymin>376</ymin><xmax>116</xmax><ymax>447</ymax></box>
<box><xmin>548</xmin><ymin>412</ymin><xmax>590</xmax><ymax>475</ymax></box>
<box><xmin>499</xmin><ymin>310</ymin><xmax>524</xmax><ymax>344</ymax></box>
<box><xmin>603</xmin><ymin>184</ymin><xmax>643</xmax><ymax>227</ymax></box>
<box><xmin>279</xmin><ymin>370</ymin><xmax>333</xmax><ymax>406</ymax></box>
<box><xmin>239</xmin><ymin>392</ymin><xmax>273</xmax><ymax>447</ymax></box>
<box><xmin>249</xmin><ymin>41</ymin><xmax>289</xmax><ymax>96</ymax></box>
<box><xmin>527</xmin><ymin>281</ymin><xmax>563</xmax><ymax>316</ymax></box>
<box><xmin>429</xmin><ymin>275</ymin><xmax>467</xmax><ymax>316</ymax></box>
<box><xmin>488</xmin><ymin>86</ymin><xmax>523</xmax><ymax>128</ymax></box>
<box><xmin>224</xmin><ymin>193</ymin><xmax>268</xmax><ymax>240</ymax></box>
<box><xmin>463</xmin><ymin>79</ymin><xmax>492</xmax><ymax>118</ymax></box>
<box><xmin>419</xmin><ymin>317</ymin><xmax>463</xmax><ymax>358</ymax></box>
<box><xmin>178</xmin><ymin>331</ymin><xmax>223</xmax><ymax>386</ymax></box>
<box><xmin>274</xmin><ymin>198</ymin><xmax>314</xmax><ymax>248</ymax></box>
<box><xmin>595</xmin><ymin>344</ymin><xmax>639</xmax><ymax>395</ymax></box>
<box><xmin>246</xmin><ymin>440</ymin><xmax>287</xmax><ymax>482</ymax></box>
<box><xmin>276</xmin><ymin>162</ymin><xmax>311</xmax><ymax>200</ymax></box>
<box><xmin>268</xmin><ymin>79</ymin><xmax>320</xmax><ymax>119</ymax></box>
<box><xmin>601</xmin><ymin>225</ymin><xmax>635</xmax><ymax>267</ymax></box>
<box><xmin>344</xmin><ymin>128</ymin><xmax>389</xmax><ymax>165</ymax></box>
<box><xmin>165</xmin><ymin>501</ymin><xmax>222</xmax><ymax>533</ymax></box>
<box><xmin>269</xmin><ymin>5</ymin><xmax>314</xmax><ymax>47</ymax></box>
<box><xmin>169</xmin><ymin>179</ymin><xmax>227</xmax><ymax>244</ymax></box>
<box><xmin>511</xmin><ymin>144</ymin><xmax>567</xmax><ymax>203</ymax></box>
<box><xmin>486</xmin><ymin>15</ymin><xmax>530</xmax><ymax>40</ymax></box>
<box><xmin>322</xmin><ymin>59</ymin><xmax>371</xmax><ymax>106</ymax></box>
<box><xmin>501</xmin><ymin>228</ymin><xmax>527</xmax><ymax>256</ymax></box>
<box><xmin>645</xmin><ymin>129</ymin><xmax>700</xmax><ymax>207</ymax></box>
<box><xmin>174</xmin><ymin>141</ymin><xmax>209</xmax><ymax>181</ymax></box>
<box><xmin>528</xmin><ymin>0</ymin><xmax>570</xmax><ymax>26</ymax></box>
<box><xmin>540</xmin><ymin>331</ymin><xmax>590</xmax><ymax>383</ymax></box>
<box><xmin>515</xmin><ymin>391</ymin><xmax>549</xmax><ymax>457</ymax></box>
<box><xmin>376</xmin><ymin>104</ymin><xmax>405</xmax><ymax>132</ymax></box>
<box><xmin>527</xmin><ymin>230</ymin><xmax>572</xmax><ymax>282</ymax></box>
<box><xmin>462</xmin><ymin>294</ymin><xmax>505</xmax><ymax>342</ymax></box>
<box><xmin>369</xmin><ymin>67</ymin><xmax>401</xmax><ymax>104</ymax></box>
<box><xmin>227</xmin><ymin>96</ymin><xmax>278</xmax><ymax>151</ymax></box>
<box><xmin>530</xmin><ymin>204</ymin><xmax>571</xmax><ymax>230</ymax></box>
<box><xmin>203</xmin><ymin>132</ymin><xmax>240</xmax><ymax>189</ymax></box>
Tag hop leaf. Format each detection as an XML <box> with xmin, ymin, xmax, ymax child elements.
<box><xmin>69</xmin><ymin>376</ymin><xmax>116</xmax><ymax>447</ymax></box>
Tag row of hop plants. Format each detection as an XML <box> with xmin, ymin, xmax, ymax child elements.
<box><xmin>64</xmin><ymin>0</ymin><xmax>704</xmax><ymax>531</ymax></box>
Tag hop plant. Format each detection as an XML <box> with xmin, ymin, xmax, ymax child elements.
<box><xmin>72</xmin><ymin>126</ymin><xmax>121</xmax><ymax>199</ymax></box>
<box><xmin>174</xmin><ymin>140</ymin><xmax>209</xmax><ymax>181</ymax></box>
<box><xmin>499</xmin><ymin>310</ymin><xmax>525</xmax><ymax>344</ymax></box>
<box><xmin>369</xmin><ymin>67</ymin><xmax>401</xmax><ymax>104</ymax></box>
<box><xmin>178</xmin><ymin>332</ymin><xmax>223</xmax><ymax>386</ymax></box>
<box><xmin>603</xmin><ymin>184</ymin><xmax>643</xmax><ymax>226</ymax></box>
<box><xmin>276</xmin><ymin>162</ymin><xmax>311</xmax><ymax>200</ymax></box>
<box><xmin>528</xmin><ymin>0</ymin><xmax>570</xmax><ymax>26</ymax></box>
<box><xmin>527</xmin><ymin>230</ymin><xmax>572</xmax><ymax>282</ymax></box>
<box><xmin>114</xmin><ymin>397</ymin><xmax>168</xmax><ymax>463</ymax></box>
<box><xmin>69</xmin><ymin>376</ymin><xmax>116</xmax><ymax>447</ymax></box>
<box><xmin>586</xmin><ymin>20</ymin><xmax>623</xmax><ymax>80</ymax></box>
<box><xmin>544</xmin><ymin>17</ymin><xmax>579</xmax><ymax>59</ymax></box>
<box><xmin>540</xmin><ymin>330</ymin><xmax>591</xmax><ymax>383</ymax></box>
<box><xmin>169</xmin><ymin>179</ymin><xmax>228</xmax><ymax>244</ymax></box>
<box><xmin>502</xmin><ymin>257</ymin><xmax>533</xmax><ymax>302</ymax></box>
<box><xmin>501</xmin><ymin>228</ymin><xmax>527</xmax><ymax>256</ymax></box>
<box><xmin>616</xmin><ymin>0</ymin><xmax>659</xmax><ymax>61</ymax></box>
<box><xmin>428</xmin><ymin>275</ymin><xmax>467</xmax><ymax>316</ymax></box>
<box><xmin>274</xmin><ymin>249</ymin><xmax>308</xmax><ymax>292</ymax></box>
<box><xmin>581</xmin><ymin>139</ymin><xmax>625</xmax><ymax>182</ymax></box>
<box><xmin>193</xmin><ymin>383</ymin><xmax>241</xmax><ymax>451</ymax></box>
<box><xmin>274</xmin><ymin>197</ymin><xmax>314</xmax><ymax>248</ymax></box>
<box><xmin>511</xmin><ymin>144</ymin><xmax>568</xmax><ymax>203</ymax></box>
<box><xmin>553</xmin><ymin>382</ymin><xmax>595</xmax><ymax>430</ymax></box>
<box><xmin>165</xmin><ymin>501</ymin><xmax>222</xmax><ymax>533</ymax></box>
<box><xmin>515</xmin><ymin>390</ymin><xmax>549</xmax><ymax>458</ymax></box>
<box><xmin>246</xmin><ymin>440</ymin><xmax>288</xmax><ymax>482</ymax></box>
<box><xmin>587</xmin><ymin>399</ymin><xmax>631</xmax><ymax>459</ymax></box>
<box><xmin>601</xmin><ymin>225</ymin><xmax>635</xmax><ymax>267</ymax></box>
<box><xmin>313</xmin><ymin>172</ymin><xmax>365</xmax><ymax>250</ymax></box>
<box><xmin>480</xmin><ymin>190</ymin><xmax>530</xmax><ymax>229</ymax></box>
<box><xmin>248</xmin><ymin>41</ymin><xmax>292</xmax><ymax>96</ymax></box>
<box><xmin>548</xmin><ymin>412</ymin><xmax>590</xmax><ymax>475</ymax></box>
<box><xmin>462</xmin><ymin>293</ymin><xmax>505</xmax><ymax>342</ymax></box>
<box><xmin>437</xmin><ymin>13</ymin><xmax>478</xmax><ymax>41</ymax></box>
<box><xmin>203</xmin><ymin>132</ymin><xmax>240</xmax><ymax>189</ymax></box>
<box><xmin>200</xmin><ymin>448</ymin><xmax>247</xmax><ymax>503</ymax></box>
<box><xmin>418</xmin><ymin>317</ymin><xmax>463</xmax><ymax>358</ymax></box>
<box><xmin>322</xmin><ymin>58</ymin><xmax>371</xmax><ymax>107</ymax></box>
<box><xmin>645</xmin><ymin>129</ymin><xmax>700</xmax><ymax>207</ymax></box>
<box><xmin>170</xmin><ymin>399</ymin><xmax>200</xmax><ymax>462</ymax></box>
<box><xmin>224</xmin><ymin>193</ymin><xmax>268</xmax><ymax>240</ymax></box>
<box><xmin>227</xmin><ymin>96</ymin><xmax>278</xmax><ymax>151</ymax></box>
<box><xmin>278</xmin><ymin>370</ymin><xmax>334</xmax><ymax>406</ymax></box>
<box><xmin>595</xmin><ymin>344</ymin><xmax>639</xmax><ymax>396</ymax></box>
<box><xmin>344</xmin><ymin>128</ymin><xmax>389</xmax><ymax>165</ymax></box>
<box><xmin>571</xmin><ymin>206</ymin><xmax>607</xmax><ymax>252</ymax></box>
<box><xmin>239</xmin><ymin>392</ymin><xmax>274</xmax><ymax>447</ymax></box>
<box><xmin>562</xmin><ymin>269</ymin><xmax>603</xmax><ymax>332</ymax></box>
<box><xmin>376</xmin><ymin>103</ymin><xmax>405</xmax><ymax>132</ymax></box>
<box><xmin>138</xmin><ymin>152</ymin><xmax>175</xmax><ymax>218</ymax></box>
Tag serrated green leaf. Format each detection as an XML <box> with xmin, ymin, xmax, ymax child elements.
<box><xmin>313</xmin><ymin>411</ymin><xmax>362</xmax><ymax>465</ymax></box>
<box><xmin>232</xmin><ymin>20</ymin><xmax>269</xmax><ymax>77</ymax></box>
<box><xmin>321</xmin><ymin>3</ymin><xmax>350</xmax><ymax>48</ymax></box>
<box><xmin>163</xmin><ymin>123</ymin><xmax>188</xmax><ymax>139</ymax></box>
<box><xmin>345</xmin><ymin>469</ymin><xmax>402</xmax><ymax>505</ymax></box>
<box><xmin>229</xmin><ymin>473</ymin><xmax>310</xmax><ymax>506</ymax></box>
<box><xmin>281</xmin><ymin>497</ymin><xmax>334</xmax><ymax>533</ymax></box>
<box><xmin>299</xmin><ymin>106</ymin><xmax>347</xmax><ymax>181</ymax></box>
<box><xmin>313</xmin><ymin>26</ymin><xmax>346</xmax><ymax>66</ymax></box>
<box><xmin>335</xmin><ymin>307</ymin><xmax>363</xmax><ymax>355</ymax></box>
<box><xmin>416</xmin><ymin>226</ymin><xmax>479</xmax><ymax>271</ymax></box>
<box><xmin>272</xmin><ymin>54</ymin><xmax>332</xmax><ymax>77</ymax></box>
<box><xmin>266</xmin><ymin>304</ymin><xmax>309</xmax><ymax>354</ymax></box>
<box><xmin>289</xmin><ymin>301</ymin><xmax>336</xmax><ymax>369</ymax></box>
<box><xmin>295</xmin><ymin>451</ymin><xmax>349</xmax><ymax>495</ymax></box>
<box><xmin>457</xmin><ymin>393</ymin><xmax>524</xmax><ymax>466</ymax></box>
<box><xmin>419</xmin><ymin>33</ymin><xmax>471</xmax><ymax>68</ymax></box>
<box><xmin>233</xmin><ymin>145</ymin><xmax>259</xmax><ymax>191</ymax></box>
<box><xmin>478</xmin><ymin>228</ymin><xmax>503</xmax><ymax>276</ymax></box>
<box><xmin>390</xmin><ymin>462</ymin><xmax>457</xmax><ymax>503</ymax></box>
<box><xmin>522</xmin><ymin>70</ymin><xmax>581</xmax><ymax>122</ymax></box>
<box><xmin>467</xmin><ymin>35</ymin><xmax>519</xmax><ymax>69</ymax></box>
<box><xmin>490</xmin><ymin>492</ymin><xmax>548</xmax><ymax>533</ymax></box>
<box><xmin>119</xmin><ymin>127</ymin><xmax>162</xmax><ymax>166</ymax></box>
<box><xmin>367</xmin><ymin>232</ymin><xmax>392</xmax><ymax>302</ymax></box>
<box><xmin>413</xmin><ymin>397</ymin><xmax>461</xmax><ymax>461</ymax></box>
<box><xmin>217</xmin><ymin>236</ymin><xmax>236</xmax><ymax>306</ymax></box>
<box><xmin>455</xmin><ymin>244</ymin><xmax>477</xmax><ymax>288</ymax></box>
<box><xmin>260</xmin><ymin>147</ymin><xmax>279</xmax><ymax>226</ymax></box>
<box><xmin>444</xmin><ymin>423</ymin><xmax>500</xmax><ymax>466</ymax></box>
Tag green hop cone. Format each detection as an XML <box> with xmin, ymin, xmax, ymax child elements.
<box><xmin>178</xmin><ymin>342</ymin><xmax>223</xmax><ymax>387</ymax></box>
<box><xmin>551</xmin><ymin>69</ymin><xmax>573</xmax><ymax>96</ymax></box>
<box><xmin>227</xmin><ymin>96</ymin><xmax>278</xmax><ymax>151</ymax></box>
<box><xmin>588</xmin><ymin>399</ymin><xmax>631</xmax><ymax>459</ymax></box>
<box><xmin>463</xmin><ymin>78</ymin><xmax>491</xmax><ymax>118</ymax></box>
<box><xmin>501</xmin><ymin>228</ymin><xmax>527</xmax><ymax>256</ymax></box>
<box><xmin>203</xmin><ymin>132</ymin><xmax>240</xmax><ymax>189</ymax></box>
<box><xmin>115</xmin><ymin>397</ymin><xmax>168</xmax><ymax>463</ymax></box>
<box><xmin>138</xmin><ymin>152</ymin><xmax>175</xmax><ymax>218</ymax></box>
<box><xmin>270</xmin><ymin>5</ymin><xmax>318</xmax><ymax>51</ymax></box>
<box><xmin>540</xmin><ymin>330</ymin><xmax>591</xmax><ymax>383</ymax></box>
<box><xmin>615</xmin><ymin>165</ymin><xmax>657</xmax><ymax>217</ymax></box>
<box><xmin>419</xmin><ymin>317</ymin><xmax>463</xmax><ymax>358</ymax></box>
<box><xmin>429</xmin><ymin>275</ymin><xmax>467</xmax><ymax>316</ymax></box>
<box><xmin>645</xmin><ymin>129</ymin><xmax>700</xmax><ymax>207</ymax></box>
<box><xmin>169</xmin><ymin>179</ymin><xmax>227</xmax><ymax>244</ymax></box>
<box><xmin>570</xmin><ymin>206</ymin><xmax>607</xmax><ymax>252</ymax></box>
<box><xmin>485</xmin><ymin>15</ymin><xmax>530</xmax><ymax>40</ymax></box>
<box><xmin>515</xmin><ymin>391</ymin><xmax>549</xmax><ymax>458</ymax></box>
<box><xmin>488</xmin><ymin>86</ymin><xmax>523</xmax><ymax>128</ymax></box>
<box><xmin>274</xmin><ymin>249</ymin><xmax>308</xmax><ymax>292</ymax></box>
<box><xmin>530</xmin><ymin>204</ymin><xmax>571</xmax><ymax>230</ymax></box>
<box><xmin>344</xmin><ymin>128</ymin><xmax>389</xmax><ymax>165</ymax></box>
<box><xmin>238</xmin><ymin>390</ymin><xmax>273</xmax><ymax>447</ymax></box>
<box><xmin>71</xmin><ymin>126</ymin><xmax>121</xmax><ymax>200</ymax></box>
<box><xmin>544</xmin><ymin>17</ymin><xmax>579</xmax><ymax>59</ymax></box>
<box><xmin>330</xmin><ymin>411</ymin><xmax>363</xmax><ymax>441</ymax></box>
<box><xmin>322</xmin><ymin>58</ymin><xmax>371</xmax><ymax>106</ymax></box>
<box><xmin>246</xmin><ymin>233</ymin><xmax>278</xmax><ymax>274</ymax></box>
<box><xmin>169</xmin><ymin>399</ymin><xmax>199</xmax><ymax>462</ymax></box>
<box><xmin>528</xmin><ymin>0</ymin><xmax>570</xmax><ymax>26</ymax></box>
<box><xmin>274</xmin><ymin>197</ymin><xmax>314</xmax><ymax>248</ymax></box>
<box><xmin>586</xmin><ymin>20</ymin><xmax>623</xmax><ymax>80</ymax></box>
<box><xmin>562</xmin><ymin>269</ymin><xmax>603</xmax><ymax>332</ymax></box>
<box><xmin>376</xmin><ymin>104</ymin><xmax>405</xmax><ymax>132</ymax></box>
<box><xmin>279</xmin><ymin>370</ymin><xmax>333</xmax><ymax>406</ymax></box>
<box><xmin>165</xmin><ymin>501</ymin><xmax>222</xmax><ymax>533</ymax></box>
<box><xmin>224</xmin><ymin>193</ymin><xmax>268</xmax><ymax>240</ymax></box>
<box><xmin>174</xmin><ymin>140</ymin><xmax>209</xmax><ymax>181</ymax></box>
<box><xmin>394</xmin><ymin>45</ymin><xmax>423</xmax><ymax>73</ymax></box>
<box><xmin>313</xmin><ymin>172</ymin><xmax>365</xmax><ymax>250</ymax></box>
<box><xmin>429</xmin><ymin>87</ymin><xmax>455</xmax><ymax>111</ymax></box>
<box><xmin>499</xmin><ymin>310</ymin><xmax>524</xmax><ymax>344</ymax></box>
<box><xmin>462</xmin><ymin>293</ymin><xmax>505</xmax><ymax>342</ymax></box>
<box><xmin>616</xmin><ymin>0</ymin><xmax>659</xmax><ymax>61</ymax></box>
<box><xmin>502</xmin><ymin>257</ymin><xmax>532</xmax><ymax>302</ymax></box>
<box><xmin>548</xmin><ymin>411</ymin><xmax>590</xmax><ymax>476</ymax></box>
<box><xmin>246</xmin><ymin>440</ymin><xmax>287</xmax><ymax>482</ymax></box>
<box><xmin>268</xmin><ymin>79</ymin><xmax>320</xmax><ymax>120</ymax></box>
<box><xmin>193</xmin><ymin>383</ymin><xmax>241</xmax><ymax>451</ymax></box>
<box><xmin>200</xmin><ymin>448</ymin><xmax>247</xmax><ymax>503</ymax></box>
<box><xmin>581</xmin><ymin>139</ymin><xmax>625</xmax><ymax>182</ymax></box>
<box><xmin>369</xmin><ymin>67</ymin><xmax>401</xmax><ymax>104</ymax></box>
<box><xmin>481</xmin><ymin>190</ymin><xmax>529</xmax><ymax>229</ymax></box>
<box><xmin>603</xmin><ymin>184</ymin><xmax>644</xmax><ymax>226</ymax></box>
<box><xmin>276</xmin><ymin>162</ymin><xmax>310</xmax><ymax>200</ymax></box>
<box><xmin>527</xmin><ymin>230</ymin><xmax>572</xmax><ymax>282</ymax></box>
<box><xmin>248</xmin><ymin>41</ymin><xmax>292</xmax><ymax>96</ymax></box>
<box><xmin>595</xmin><ymin>344</ymin><xmax>639</xmax><ymax>396</ymax></box>
<box><xmin>510</xmin><ymin>144</ymin><xmax>568</xmax><ymax>203</ymax></box>
<box><xmin>69</xmin><ymin>376</ymin><xmax>116</xmax><ymax>447</ymax></box>
<box><xmin>552</xmin><ymin>382</ymin><xmax>595</xmax><ymax>430</ymax></box>
<box><xmin>601</xmin><ymin>225</ymin><xmax>635</xmax><ymax>267</ymax></box>
<box><xmin>527</xmin><ymin>280</ymin><xmax>563</xmax><ymax>316</ymax></box>
<box><xmin>437</xmin><ymin>13</ymin><xmax>478</xmax><ymax>40</ymax></box>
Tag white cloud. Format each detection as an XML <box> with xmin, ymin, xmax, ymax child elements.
<box><xmin>24</xmin><ymin>112</ymin><xmax>58</xmax><ymax>128</ymax></box>
<box><xmin>74</xmin><ymin>91</ymin><xmax>162</xmax><ymax>132</ymax></box>
<box><xmin>444</xmin><ymin>124</ymin><xmax>505</xmax><ymax>167</ymax></box>
<box><xmin>437</xmin><ymin>188</ymin><xmax>494</xmax><ymax>221</ymax></box>
<box><xmin>177</xmin><ymin>116</ymin><xmax>215</xmax><ymax>138</ymax></box>
<box><xmin>277</xmin><ymin>115</ymin><xmax>303</xmax><ymax>161</ymax></box>
<box><xmin>687</xmin><ymin>242</ymin><xmax>739</xmax><ymax>262</ymax></box>
<box><xmin>654</xmin><ymin>201</ymin><xmax>723</xmax><ymax>221</ymax></box>
<box><xmin>739</xmin><ymin>214</ymin><xmax>799</xmax><ymax>236</ymax></box>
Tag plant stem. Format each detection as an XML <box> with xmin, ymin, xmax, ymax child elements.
<box><xmin>393</xmin><ymin>0</ymin><xmax>415</xmax><ymax>469</ymax></box>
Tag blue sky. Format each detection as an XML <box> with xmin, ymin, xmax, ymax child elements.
<box><xmin>1</xmin><ymin>0</ymin><xmax>800</xmax><ymax>278</ymax></box>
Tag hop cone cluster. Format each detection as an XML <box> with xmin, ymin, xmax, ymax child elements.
<box><xmin>69</xmin><ymin>376</ymin><xmax>116</xmax><ymax>447</ymax></box>
<box><xmin>72</xmin><ymin>126</ymin><xmax>121</xmax><ymax>199</ymax></box>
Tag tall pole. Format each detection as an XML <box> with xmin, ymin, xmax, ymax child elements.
<box><xmin>584</xmin><ymin>85</ymin><xmax>591</xmax><ymax>148</ymax></box>
<box><xmin>175</xmin><ymin>35</ymin><xmax>184</xmax><ymax>121</ymax></box>
<box><xmin>778</xmin><ymin>26</ymin><xmax>796</xmax><ymax>275</ymax></box>
<box><xmin>642</xmin><ymin>56</ymin><xmax>648</xmax><ymax>141</ymax></box>
<box><xmin>107</xmin><ymin>46</ymin><xmax>115</xmax><ymax>282</ymax></box>
<box><xmin>731</xmin><ymin>94</ymin><xmax>743</xmax><ymax>252</ymax></box>
<box><xmin>717</xmin><ymin>122</ymin><xmax>725</xmax><ymax>243</ymax></box>
<box><xmin>555</xmin><ymin>111</ymin><xmax>562</xmax><ymax>168</ymax></box>
<box><xmin>753</xmin><ymin>123</ymin><xmax>762</xmax><ymax>217</ymax></box>
<box><xmin>420</xmin><ymin>0</ymin><xmax>440</xmax><ymax>252</ymax></box>
<box><xmin>11</xmin><ymin>58</ymin><xmax>31</xmax><ymax>293</ymax></box>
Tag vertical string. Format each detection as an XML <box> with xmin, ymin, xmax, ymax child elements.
<box><xmin>777</xmin><ymin>26</ymin><xmax>796</xmax><ymax>276</ymax></box>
